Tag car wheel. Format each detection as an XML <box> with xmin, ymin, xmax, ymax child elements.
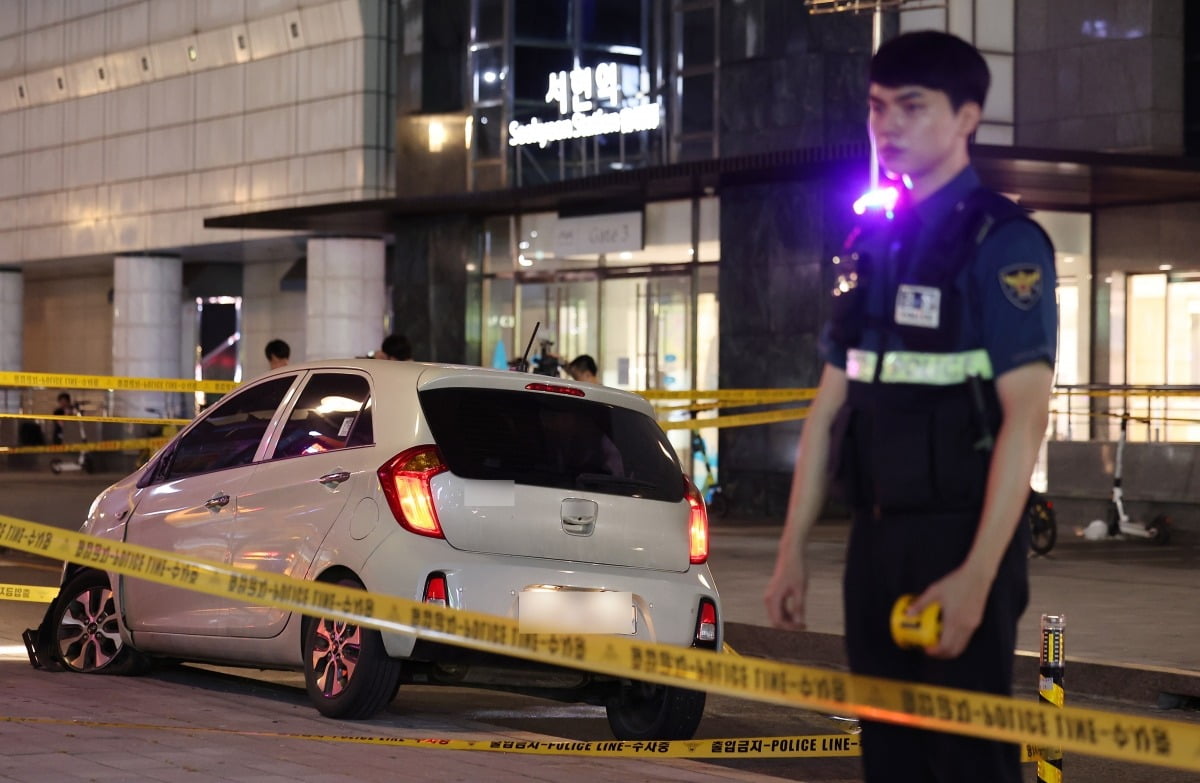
<box><xmin>605</xmin><ymin>680</ymin><xmax>706</xmax><ymax>741</ymax></box>
<box><xmin>303</xmin><ymin>577</ymin><xmax>402</xmax><ymax>719</ymax></box>
<box><xmin>52</xmin><ymin>570</ymin><xmax>146</xmax><ymax>675</ymax></box>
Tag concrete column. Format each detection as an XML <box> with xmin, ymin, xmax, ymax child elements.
<box><xmin>305</xmin><ymin>238</ymin><xmax>386</xmax><ymax>360</ymax></box>
<box><xmin>113</xmin><ymin>255</ymin><xmax>182</xmax><ymax>417</ymax></box>
<box><xmin>0</xmin><ymin>269</ymin><xmax>22</xmax><ymax>413</ymax></box>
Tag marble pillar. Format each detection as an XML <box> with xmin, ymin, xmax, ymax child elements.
<box><xmin>305</xmin><ymin>238</ymin><xmax>387</xmax><ymax>361</ymax></box>
<box><xmin>0</xmin><ymin>269</ymin><xmax>21</xmax><ymax>413</ymax></box>
<box><xmin>112</xmin><ymin>255</ymin><xmax>183</xmax><ymax>417</ymax></box>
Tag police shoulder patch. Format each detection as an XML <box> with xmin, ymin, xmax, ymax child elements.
<box><xmin>998</xmin><ymin>263</ymin><xmax>1043</xmax><ymax>310</ymax></box>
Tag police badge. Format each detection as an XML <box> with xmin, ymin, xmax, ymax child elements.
<box><xmin>998</xmin><ymin>263</ymin><xmax>1043</xmax><ymax>310</ymax></box>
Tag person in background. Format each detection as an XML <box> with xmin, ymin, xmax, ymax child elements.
<box><xmin>265</xmin><ymin>339</ymin><xmax>290</xmax><ymax>369</ymax></box>
<box><xmin>52</xmin><ymin>392</ymin><xmax>76</xmax><ymax>445</ymax></box>
<box><xmin>566</xmin><ymin>354</ymin><xmax>598</xmax><ymax>384</ymax></box>
<box><xmin>379</xmin><ymin>334</ymin><xmax>413</xmax><ymax>360</ymax></box>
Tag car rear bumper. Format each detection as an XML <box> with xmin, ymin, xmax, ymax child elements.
<box><xmin>360</xmin><ymin>533</ymin><xmax>722</xmax><ymax>659</ymax></box>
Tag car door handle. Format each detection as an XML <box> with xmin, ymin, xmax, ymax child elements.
<box><xmin>205</xmin><ymin>493</ymin><xmax>230</xmax><ymax>510</ymax></box>
<box><xmin>319</xmin><ymin>470</ymin><xmax>351</xmax><ymax>487</ymax></box>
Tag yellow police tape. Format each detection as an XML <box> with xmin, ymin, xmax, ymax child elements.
<box><xmin>0</xmin><ymin>512</ymin><xmax>1196</xmax><ymax>772</ymax></box>
<box><xmin>0</xmin><ymin>437</ymin><xmax>170</xmax><ymax>455</ymax></box>
<box><xmin>0</xmin><ymin>713</ymin><xmax>1059</xmax><ymax>762</ymax></box>
<box><xmin>0</xmin><ymin>583</ymin><xmax>59</xmax><ymax>603</ymax></box>
<box><xmin>659</xmin><ymin>407</ymin><xmax>809</xmax><ymax>431</ymax></box>
<box><xmin>0</xmin><ymin>716</ymin><xmax>858</xmax><ymax>758</ymax></box>
<box><xmin>0</xmin><ymin>371</ymin><xmax>237</xmax><ymax>394</ymax></box>
<box><xmin>0</xmin><ymin>412</ymin><xmax>191</xmax><ymax>427</ymax></box>
<box><xmin>642</xmin><ymin>388</ymin><xmax>819</xmax><ymax>403</ymax></box>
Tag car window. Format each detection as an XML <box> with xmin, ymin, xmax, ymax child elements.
<box><xmin>271</xmin><ymin>373</ymin><xmax>372</xmax><ymax>459</ymax></box>
<box><xmin>418</xmin><ymin>388</ymin><xmax>684</xmax><ymax>502</ymax></box>
<box><xmin>165</xmin><ymin>377</ymin><xmax>295</xmax><ymax>480</ymax></box>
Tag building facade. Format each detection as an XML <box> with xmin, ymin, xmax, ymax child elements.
<box><xmin>2</xmin><ymin>0</ymin><xmax>1198</xmax><ymax>514</ymax></box>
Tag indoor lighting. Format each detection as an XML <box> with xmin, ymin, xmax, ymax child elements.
<box><xmin>427</xmin><ymin>120</ymin><xmax>447</xmax><ymax>153</ymax></box>
<box><xmin>1159</xmin><ymin>264</ymin><xmax>1173</xmax><ymax>271</ymax></box>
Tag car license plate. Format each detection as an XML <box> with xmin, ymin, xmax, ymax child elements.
<box><xmin>518</xmin><ymin>589</ymin><xmax>635</xmax><ymax>635</ymax></box>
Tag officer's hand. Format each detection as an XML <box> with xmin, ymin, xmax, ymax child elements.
<box><xmin>909</xmin><ymin>566</ymin><xmax>990</xmax><ymax>659</ymax></box>
<box><xmin>764</xmin><ymin>556</ymin><xmax>809</xmax><ymax>631</ymax></box>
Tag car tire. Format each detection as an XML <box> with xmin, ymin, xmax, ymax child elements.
<box><xmin>605</xmin><ymin>680</ymin><xmax>706</xmax><ymax>741</ymax></box>
<box><xmin>51</xmin><ymin>570</ymin><xmax>147</xmax><ymax>675</ymax></box>
<box><xmin>303</xmin><ymin>576</ymin><xmax>402</xmax><ymax>720</ymax></box>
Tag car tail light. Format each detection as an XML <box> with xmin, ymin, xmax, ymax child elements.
<box><xmin>685</xmin><ymin>476</ymin><xmax>709</xmax><ymax>564</ymax></box>
<box><xmin>694</xmin><ymin>599</ymin><xmax>718</xmax><ymax>646</ymax></box>
<box><xmin>378</xmin><ymin>446</ymin><xmax>448</xmax><ymax>538</ymax></box>
<box><xmin>423</xmin><ymin>573</ymin><xmax>448</xmax><ymax>607</ymax></box>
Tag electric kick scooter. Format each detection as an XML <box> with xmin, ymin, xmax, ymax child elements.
<box><xmin>1084</xmin><ymin>412</ymin><xmax>1170</xmax><ymax>544</ymax></box>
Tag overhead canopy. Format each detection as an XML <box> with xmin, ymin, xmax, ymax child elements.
<box><xmin>204</xmin><ymin>144</ymin><xmax>1200</xmax><ymax>235</ymax></box>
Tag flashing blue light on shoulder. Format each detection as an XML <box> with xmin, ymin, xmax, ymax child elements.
<box><xmin>852</xmin><ymin>185</ymin><xmax>901</xmax><ymax>219</ymax></box>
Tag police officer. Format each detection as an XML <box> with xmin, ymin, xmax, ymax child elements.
<box><xmin>764</xmin><ymin>31</ymin><xmax>1057</xmax><ymax>783</ymax></box>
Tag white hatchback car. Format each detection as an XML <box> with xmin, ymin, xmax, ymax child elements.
<box><xmin>27</xmin><ymin>360</ymin><xmax>722</xmax><ymax>740</ymax></box>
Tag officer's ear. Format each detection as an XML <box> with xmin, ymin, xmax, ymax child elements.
<box><xmin>956</xmin><ymin>100</ymin><xmax>982</xmax><ymax>138</ymax></box>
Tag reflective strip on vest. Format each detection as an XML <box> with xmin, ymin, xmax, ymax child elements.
<box><xmin>845</xmin><ymin>349</ymin><xmax>994</xmax><ymax>385</ymax></box>
<box><xmin>846</xmin><ymin>348</ymin><xmax>878</xmax><ymax>382</ymax></box>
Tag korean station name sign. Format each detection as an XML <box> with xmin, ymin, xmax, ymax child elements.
<box><xmin>508</xmin><ymin>62</ymin><xmax>662</xmax><ymax>148</ymax></box>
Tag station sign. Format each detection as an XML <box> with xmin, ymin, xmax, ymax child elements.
<box><xmin>508</xmin><ymin>62</ymin><xmax>661</xmax><ymax>148</ymax></box>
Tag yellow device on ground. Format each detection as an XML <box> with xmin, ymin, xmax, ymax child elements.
<box><xmin>891</xmin><ymin>595</ymin><xmax>942</xmax><ymax>649</ymax></box>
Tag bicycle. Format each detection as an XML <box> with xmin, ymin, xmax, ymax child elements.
<box><xmin>1026</xmin><ymin>491</ymin><xmax>1057</xmax><ymax>556</ymax></box>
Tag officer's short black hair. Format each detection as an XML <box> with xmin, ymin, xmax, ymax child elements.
<box><xmin>869</xmin><ymin>30</ymin><xmax>990</xmax><ymax>111</ymax></box>
<box><xmin>265</xmin><ymin>338</ymin><xmax>290</xmax><ymax>361</ymax></box>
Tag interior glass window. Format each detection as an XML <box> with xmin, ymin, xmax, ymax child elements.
<box><xmin>271</xmin><ymin>373</ymin><xmax>371</xmax><ymax>459</ymax></box>
<box><xmin>165</xmin><ymin>377</ymin><xmax>295</xmax><ymax>480</ymax></box>
<box><xmin>346</xmin><ymin>395</ymin><xmax>374</xmax><ymax>448</ymax></box>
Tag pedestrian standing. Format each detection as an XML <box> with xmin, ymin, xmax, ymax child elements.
<box><xmin>265</xmin><ymin>339</ymin><xmax>290</xmax><ymax>369</ymax></box>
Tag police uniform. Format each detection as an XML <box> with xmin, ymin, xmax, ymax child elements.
<box><xmin>823</xmin><ymin>166</ymin><xmax>1057</xmax><ymax>783</ymax></box>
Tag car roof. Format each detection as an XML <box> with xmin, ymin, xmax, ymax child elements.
<box><xmin>258</xmin><ymin>358</ymin><xmax>657</xmax><ymax>417</ymax></box>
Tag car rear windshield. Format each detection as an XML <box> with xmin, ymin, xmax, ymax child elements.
<box><xmin>418</xmin><ymin>387</ymin><xmax>684</xmax><ymax>502</ymax></box>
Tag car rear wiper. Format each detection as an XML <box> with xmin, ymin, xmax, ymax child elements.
<box><xmin>575</xmin><ymin>473</ymin><xmax>659</xmax><ymax>491</ymax></box>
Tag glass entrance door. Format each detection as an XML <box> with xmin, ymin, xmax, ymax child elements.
<box><xmin>515</xmin><ymin>278</ymin><xmax>598</xmax><ymax>374</ymax></box>
<box><xmin>600</xmin><ymin>275</ymin><xmax>691</xmax><ymax>392</ymax></box>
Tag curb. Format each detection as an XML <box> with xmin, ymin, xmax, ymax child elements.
<box><xmin>725</xmin><ymin>622</ymin><xmax>1200</xmax><ymax>706</ymax></box>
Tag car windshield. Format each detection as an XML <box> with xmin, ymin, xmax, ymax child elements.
<box><xmin>418</xmin><ymin>387</ymin><xmax>684</xmax><ymax>502</ymax></box>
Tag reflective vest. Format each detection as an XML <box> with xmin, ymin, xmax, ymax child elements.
<box><xmin>829</xmin><ymin>188</ymin><xmax>1037</xmax><ymax>516</ymax></box>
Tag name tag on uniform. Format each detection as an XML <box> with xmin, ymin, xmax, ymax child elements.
<box><xmin>894</xmin><ymin>284</ymin><xmax>941</xmax><ymax>329</ymax></box>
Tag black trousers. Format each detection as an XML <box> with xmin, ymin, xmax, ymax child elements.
<box><xmin>843</xmin><ymin>510</ymin><xmax>1029</xmax><ymax>783</ymax></box>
